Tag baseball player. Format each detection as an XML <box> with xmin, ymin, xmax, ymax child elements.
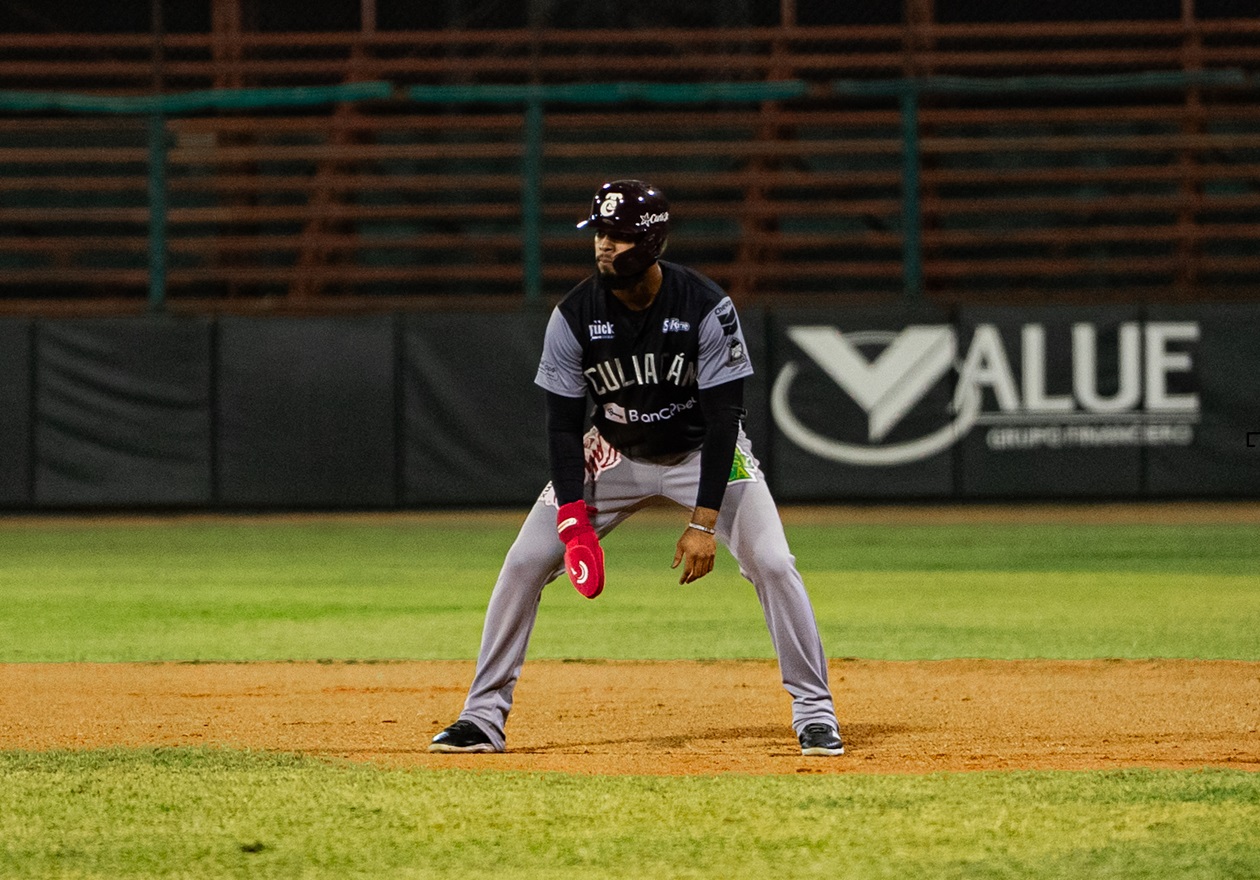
<box><xmin>430</xmin><ymin>179</ymin><xmax>843</xmax><ymax>757</ymax></box>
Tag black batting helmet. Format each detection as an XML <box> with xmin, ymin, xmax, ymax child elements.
<box><xmin>577</xmin><ymin>179</ymin><xmax>670</xmax><ymax>278</ymax></box>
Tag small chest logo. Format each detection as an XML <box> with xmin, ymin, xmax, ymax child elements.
<box><xmin>662</xmin><ymin>318</ymin><xmax>691</xmax><ymax>333</ymax></box>
<box><xmin>589</xmin><ymin>320</ymin><xmax>615</xmax><ymax>340</ymax></box>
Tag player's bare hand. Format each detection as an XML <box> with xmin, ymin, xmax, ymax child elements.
<box><xmin>672</xmin><ymin>527</ymin><xmax>716</xmax><ymax>584</ymax></box>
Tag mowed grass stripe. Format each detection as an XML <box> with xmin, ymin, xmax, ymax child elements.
<box><xmin>0</xmin><ymin>519</ymin><xmax>1256</xmax><ymax>661</ymax></box>
<box><xmin>1</xmin><ymin>749</ymin><xmax>1257</xmax><ymax>880</ymax></box>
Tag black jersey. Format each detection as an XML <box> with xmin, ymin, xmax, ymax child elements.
<box><xmin>535</xmin><ymin>261</ymin><xmax>754</xmax><ymax>459</ymax></box>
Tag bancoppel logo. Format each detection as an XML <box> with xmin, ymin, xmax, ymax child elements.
<box><xmin>589</xmin><ymin>320</ymin><xmax>615</xmax><ymax>340</ymax></box>
<box><xmin>604</xmin><ymin>402</ymin><xmax>628</xmax><ymax>424</ymax></box>
<box><xmin>662</xmin><ymin>318</ymin><xmax>691</xmax><ymax>333</ymax></box>
<box><xmin>639</xmin><ymin>211</ymin><xmax>669</xmax><ymax>227</ymax></box>
<box><xmin>627</xmin><ymin>398</ymin><xmax>697</xmax><ymax>424</ymax></box>
<box><xmin>771</xmin><ymin>322</ymin><xmax>1200</xmax><ymax>466</ymax></box>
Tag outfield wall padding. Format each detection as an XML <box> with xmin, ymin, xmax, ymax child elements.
<box><xmin>215</xmin><ymin>315</ymin><xmax>398</xmax><ymax>508</ymax></box>
<box><xmin>1144</xmin><ymin>304</ymin><xmax>1260</xmax><ymax>496</ymax></box>
<box><xmin>33</xmin><ymin>317</ymin><xmax>213</xmax><ymax>506</ymax></box>
<box><xmin>0</xmin><ymin>303</ymin><xmax>1255</xmax><ymax>509</ymax></box>
<box><xmin>401</xmin><ymin>311</ymin><xmax>550</xmax><ymax>506</ymax></box>
<box><xmin>735</xmin><ymin>307</ymin><xmax>771</xmax><ymax>466</ymax></box>
<box><xmin>0</xmin><ymin>320</ymin><xmax>33</xmax><ymax>506</ymax></box>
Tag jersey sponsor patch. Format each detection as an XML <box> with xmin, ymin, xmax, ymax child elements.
<box><xmin>662</xmin><ymin>317</ymin><xmax>690</xmax><ymax>333</ymax></box>
<box><xmin>728</xmin><ymin>446</ymin><xmax>758</xmax><ymax>484</ymax></box>
<box><xmin>727</xmin><ymin>340</ymin><xmax>746</xmax><ymax>367</ymax></box>
<box><xmin>604</xmin><ymin>402</ymin><xmax>628</xmax><ymax>424</ymax></box>
<box><xmin>589</xmin><ymin>320</ymin><xmax>615</xmax><ymax>340</ymax></box>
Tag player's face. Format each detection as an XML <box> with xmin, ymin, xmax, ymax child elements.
<box><xmin>594</xmin><ymin>231</ymin><xmax>637</xmax><ymax>276</ymax></box>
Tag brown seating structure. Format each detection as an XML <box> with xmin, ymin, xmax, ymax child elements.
<box><xmin>0</xmin><ymin>18</ymin><xmax>1257</xmax><ymax>313</ymax></box>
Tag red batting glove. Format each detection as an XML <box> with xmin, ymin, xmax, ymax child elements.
<box><xmin>556</xmin><ymin>500</ymin><xmax>605</xmax><ymax>599</ymax></box>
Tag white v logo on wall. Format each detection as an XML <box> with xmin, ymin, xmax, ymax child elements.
<box><xmin>771</xmin><ymin>321</ymin><xmax>1201</xmax><ymax>467</ymax></box>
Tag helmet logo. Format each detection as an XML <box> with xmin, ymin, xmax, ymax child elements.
<box><xmin>640</xmin><ymin>211</ymin><xmax>669</xmax><ymax>227</ymax></box>
<box><xmin>599</xmin><ymin>193</ymin><xmax>624</xmax><ymax>217</ymax></box>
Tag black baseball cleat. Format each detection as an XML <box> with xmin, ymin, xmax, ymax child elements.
<box><xmin>798</xmin><ymin>723</ymin><xmax>845</xmax><ymax>756</ymax></box>
<box><xmin>429</xmin><ymin>719</ymin><xmax>501</xmax><ymax>753</ymax></box>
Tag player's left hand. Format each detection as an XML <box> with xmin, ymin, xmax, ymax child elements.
<box><xmin>672</xmin><ymin>509</ymin><xmax>719</xmax><ymax>584</ymax></box>
<box><xmin>672</xmin><ymin>528</ymin><xmax>716</xmax><ymax>584</ymax></box>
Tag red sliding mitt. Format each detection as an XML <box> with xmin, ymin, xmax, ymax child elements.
<box><xmin>556</xmin><ymin>500</ymin><xmax>605</xmax><ymax>599</ymax></box>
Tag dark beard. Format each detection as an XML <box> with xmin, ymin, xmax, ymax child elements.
<box><xmin>597</xmin><ymin>264</ymin><xmax>647</xmax><ymax>291</ymax></box>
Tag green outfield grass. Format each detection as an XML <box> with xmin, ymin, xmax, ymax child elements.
<box><xmin>2</xmin><ymin>750</ymin><xmax>1256</xmax><ymax>880</ymax></box>
<box><xmin>0</xmin><ymin>516</ymin><xmax>1256</xmax><ymax>662</ymax></box>
<box><xmin>2</xmin><ymin>513</ymin><xmax>1257</xmax><ymax>879</ymax></box>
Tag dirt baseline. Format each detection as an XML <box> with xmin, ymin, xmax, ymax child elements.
<box><xmin>2</xmin><ymin>659</ymin><xmax>1257</xmax><ymax>775</ymax></box>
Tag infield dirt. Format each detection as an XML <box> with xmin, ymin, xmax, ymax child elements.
<box><xmin>2</xmin><ymin>659</ymin><xmax>1256</xmax><ymax>775</ymax></box>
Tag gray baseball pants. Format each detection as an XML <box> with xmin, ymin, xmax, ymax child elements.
<box><xmin>455</xmin><ymin>430</ymin><xmax>838</xmax><ymax>751</ymax></box>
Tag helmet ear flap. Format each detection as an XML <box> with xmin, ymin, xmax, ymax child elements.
<box><xmin>609</xmin><ymin>228</ymin><xmax>668</xmax><ymax>278</ymax></box>
<box><xmin>610</xmin><ymin>243</ymin><xmax>652</xmax><ymax>277</ymax></box>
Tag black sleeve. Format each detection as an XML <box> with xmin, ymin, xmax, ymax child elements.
<box><xmin>696</xmin><ymin>378</ymin><xmax>745</xmax><ymax>511</ymax></box>
<box><xmin>546</xmin><ymin>391</ymin><xmax>588</xmax><ymax>506</ymax></box>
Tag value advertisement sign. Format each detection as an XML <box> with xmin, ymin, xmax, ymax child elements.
<box><xmin>953</xmin><ymin>305</ymin><xmax>1182</xmax><ymax>497</ymax></box>
<box><xmin>767</xmin><ymin>304</ymin><xmax>1256</xmax><ymax>500</ymax></box>
<box><xmin>768</xmin><ymin>307</ymin><xmax>955</xmax><ymax>499</ymax></box>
